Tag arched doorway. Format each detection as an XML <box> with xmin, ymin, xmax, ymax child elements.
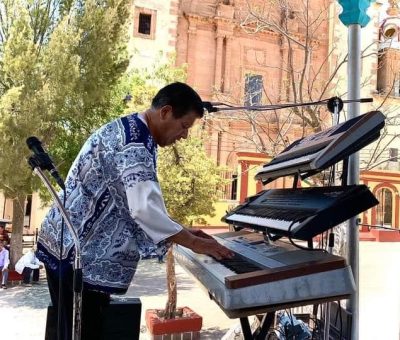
<box><xmin>376</xmin><ymin>187</ymin><xmax>394</xmax><ymax>227</ymax></box>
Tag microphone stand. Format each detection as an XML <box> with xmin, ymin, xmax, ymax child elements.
<box><xmin>28</xmin><ymin>156</ymin><xmax>83</xmax><ymax>340</ymax></box>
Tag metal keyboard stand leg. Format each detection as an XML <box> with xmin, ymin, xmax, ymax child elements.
<box><xmin>240</xmin><ymin>312</ymin><xmax>275</xmax><ymax>339</ymax></box>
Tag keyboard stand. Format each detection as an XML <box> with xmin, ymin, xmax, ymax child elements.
<box><xmin>219</xmin><ymin>294</ymin><xmax>351</xmax><ymax>339</ymax></box>
<box><xmin>240</xmin><ymin>312</ymin><xmax>275</xmax><ymax>340</ymax></box>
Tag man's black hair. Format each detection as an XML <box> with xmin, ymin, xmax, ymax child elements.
<box><xmin>151</xmin><ymin>82</ymin><xmax>204</xmax><ymax>118</ymax></box>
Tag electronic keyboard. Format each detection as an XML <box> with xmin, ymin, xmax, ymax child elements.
<box><xmin>174</xmin><ymin>230</ymin><xmax>355</xmax><ymax>318</ymax></box>
<box><xmin>255</xmin><ymin>111</ymin><xmax>385</xmax><ymax>183</ymax></box>
<box><xmin>222</xmin><ymin>185</ymin><xmax>378</xmax><ymax>240</ymax></box>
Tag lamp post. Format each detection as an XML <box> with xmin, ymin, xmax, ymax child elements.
<box><xmin>337</xmin><ymin>1</ymin><xmax>375</xmax><ymax>339</ymax></box>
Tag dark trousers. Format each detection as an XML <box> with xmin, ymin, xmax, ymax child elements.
<box><xmin>46</xmin><ymin>265</ymin><xmax>110</xmax><ymax>340</ymax></box>
<box><xmin>22</xmin><ymin>267</ymin><xmax>40</xmax><ymax>284</ymax></box>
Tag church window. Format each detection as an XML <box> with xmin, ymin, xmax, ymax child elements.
<box><xmin>134</xmin><ymin>7</ymin><xmax>156</xmax><ymax>40</ymax></box>
<box><xmin>244</xmin><ymin>74</ymin><xmax>263</xmax><ymax>106</ymax></box>
<box><xmin>138</xmin><ymin>14</ymin><xmax>151</xmax><ymax>35</ymax></box>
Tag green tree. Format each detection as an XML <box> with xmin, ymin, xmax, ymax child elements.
<box><xmin>0</xmin><ymin>0</ymin><xmax>130</xmax><ymax>265</ymax></box>
<box><xmin>158</xmin><ymin>137</ymin><xmax>226</xmax><ymax>319</ymax></box>
<box><xmin>158</xmin><ymin>137</ymin><xmax>224</xmax><ymax>226</ymax></box>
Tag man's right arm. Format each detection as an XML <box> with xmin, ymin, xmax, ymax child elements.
<box><xmin>168</xmin><ymin>228</ymin><xmax>234</xmax><ymax>260</ymax></box>
<box><xmin>123</xmin><ymin>161</ymin><xmax>233</xmax><ymax>259</ymax></box>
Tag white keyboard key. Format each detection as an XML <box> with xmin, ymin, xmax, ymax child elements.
<box><xmin>226</xmin><ymin>213</ymin><xmax>300</xmax><ymax>231</ymax></box>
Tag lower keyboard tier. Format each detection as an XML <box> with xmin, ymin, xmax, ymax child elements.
<box><xmin>173</xmin><ymin>230</ymin><xmax>355</xmax><ymax>316</ymax></box>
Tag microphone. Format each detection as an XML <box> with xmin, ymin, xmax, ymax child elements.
<box><xmin>26</xmin><ymin>136</ymin><xmax>65</xmax><ymax>190</ymax></box>
<box><xmin>327</xmin><ymin>97</ymin><xmax>344</xmax><ymax>114</ymax></box>
<box><xmin>202</xmin><ymin>102</ymin><xmax>223</xmax><ymax>112</ymax></box>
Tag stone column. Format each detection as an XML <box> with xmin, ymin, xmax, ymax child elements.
<box><xmin>223</xmin><ymin>35</ymin><xmax>232</xmax><ymax>92</ymax></box>
<box><xmin>187</xmin><ymin>23</ymin><xmax>197</xmax><ymax>85</ymax></box>
<box><xmin>214</xmin><ymin>34</ymin><xmax>224</xmax><ymax>91</ymax></box>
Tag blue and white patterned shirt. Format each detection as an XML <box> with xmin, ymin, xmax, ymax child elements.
<box><xmin>37</xmin><ymin>113</ymin><xmax>182</xmax><ymax>294</ymax></box>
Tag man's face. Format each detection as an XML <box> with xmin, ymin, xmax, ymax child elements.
<box><xmin>158</xmin><ymin>106</ymin><xmax>199</xmax><ymax>147</ymax></box>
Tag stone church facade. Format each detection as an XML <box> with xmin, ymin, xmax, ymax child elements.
<box><xmin>3</xmin><ymin>1</ymin><xmax>400</xmax><ymax>240</ymax></box>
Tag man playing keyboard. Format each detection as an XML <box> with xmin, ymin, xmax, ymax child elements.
<box><xmin>37</xmin><ymin>82</ymin><xmax>233</xmax><ymax>340</ymax></box>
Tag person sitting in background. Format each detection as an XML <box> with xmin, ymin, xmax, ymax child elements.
<box><xmin>0</xmin><ymin>225</ymin><xmax>10</xmax><ymax>246</ymax></box>
<box><xmin>15</xmin><ymin>247</ymin><xmax>43</xmax><ymax>286</ymax></box>
<box><xmin>0</xmin><ymin>242</ymin><xmax>9</xmax><ymax>289</ymax></box>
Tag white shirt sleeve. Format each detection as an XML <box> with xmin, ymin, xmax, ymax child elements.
<box><xmin>15</xmin><ymin>255</ymin><xmax>24</xmax><ymax>274</ymax></box>
<box><xmin>15</xmin><ymin>252</ymin><xmax>40</xmax><ymax>273</ymax></box>
<box><xmin>125</xmin><ymin>177</ymin><xmax>183</xmax><ymax>245</ymax></box>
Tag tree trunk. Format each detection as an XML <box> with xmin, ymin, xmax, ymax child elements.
<box><xmin>10</xmin><ymin>194</ymin><xmax>26</xmax><ymax>268</ymax></box>
<box><xmin>164</xmin><ymin>247</ymin><xmax>177</xmax><ymax>319</ymax></box>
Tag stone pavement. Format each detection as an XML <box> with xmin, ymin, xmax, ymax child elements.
<box><xmin>0</xmin><ymin>241</ymin><xmax>399</xmax><ymax>339</ymax></box>
<box><xmin>359</xmin><ymin>242</ymin><xmax>400</xmax><ymax>340</ymax></box>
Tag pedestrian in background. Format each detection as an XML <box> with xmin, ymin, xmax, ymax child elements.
<box><xmin>0</xmin><ymin>242</ymin><xmax>9</xmax><ymax>289</ymax></box>
<box><xmin>15</xmin><ymin>246</ymin><xmax>43</xmax><ymax>286</ymax></box>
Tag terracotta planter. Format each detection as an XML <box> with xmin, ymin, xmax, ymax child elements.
<box><xmin>145</xmin><ymin>306</ymin><xmax>202</xmax><ymax>336</ymax></box>
<box><xmin>8</xmin><ymin>270</ymin><xmax>23</xmax><ymax>282</ymax></box>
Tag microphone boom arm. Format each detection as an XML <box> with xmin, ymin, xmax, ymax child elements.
<box><xmin>31</xmin><ymin>162</ymin><xmax>83</xmax><ymax>340</ymax></box>
<box><xmin>204</xmin><ymin>97</ymin><xmax>373</xmax><ymax>113</ymax></box>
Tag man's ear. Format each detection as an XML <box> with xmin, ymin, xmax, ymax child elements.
<box><xmin>160</xmin><ymin>105</ymin><xmax>173</xmax><ymax>120</ymax></box>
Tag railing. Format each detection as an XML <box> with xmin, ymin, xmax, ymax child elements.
<box><xmin>218</xmin><ymin>170</ymin><xmax>238</xmax><ymax>200</ymax></box>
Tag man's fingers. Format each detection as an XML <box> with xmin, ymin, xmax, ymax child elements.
<box><xmin>200</xmin><ymin>231</ymin><xmax>214</xmax><ymax>239</ymax></box>
<box><xmin>213</xmin><ymin>253</ymin><xmax>222</xmax><ymax>260</ymax></box>
<box><xmin>211</xmin><ymin>246</ymin><xmax>234</xmax><ymax>260</ymax></box>
<box><xmin>192</xmin><ymin>229</ymin><xmax>214</xmax><ymax>239</ymax></box>
<box><xmin>219</xmin><ymin>244</ymin><xmax>234</xmax><ymax>258</ymax></box>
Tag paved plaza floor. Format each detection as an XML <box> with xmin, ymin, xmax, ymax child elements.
<box><xmin>0</xmin><ymin>241</ymin><xmax>399</xmax><ymax>339</ymax></box>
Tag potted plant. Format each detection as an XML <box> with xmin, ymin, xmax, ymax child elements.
<box><xmin>145</xmin><ymin>248</ymin><xmax>203</xmax><ymax>338</ymax></box>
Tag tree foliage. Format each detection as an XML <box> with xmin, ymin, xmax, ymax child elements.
<box><xmin>0</xmin><ymin>0</ymin><xmax>130</xmax><ymax>264</ymax></box>
<box><xmin>158</xmin><ymin>137</ymin><xmax>226</xmax><ymax>226</ymax></box>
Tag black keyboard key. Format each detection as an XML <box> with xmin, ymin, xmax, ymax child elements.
<box><xmin>216</xmin><ymin>252</ymin><xmax>263</xmax><ymax>274</ymax></box>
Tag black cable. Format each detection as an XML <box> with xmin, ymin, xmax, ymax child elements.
<box><xmin>320</xmin><ymin>232</ymin><xmax>324</xmax><ymax>249</ymax></box>
<box><xmin>288</xmin><ymin>309</ymin><xmax>295</xmax><ymax>338</ymax></box>
<box><xmin>57</xmin><ymin>189</ymin><xmax>67</xmax><ymax>340</ymax></box>
<box><xmin>287</xmin><ymin>217</ymin><xmax>327</xmax><ymax>252</ymax></box>
<box><xmin>326</xmin><ymin>231</ymin><xmax>329</xmax><ymax>250</ymax></box>
<box><xmin>311</xmin><ymin>304</ymin><xmax>320</xmax><ymax>339</ymax></box>
<box><xmin>338</xmin><ymin>300</ymin><xmax>343</xmax><ymax>340</ymax></box>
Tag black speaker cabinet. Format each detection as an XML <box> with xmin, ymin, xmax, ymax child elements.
<box><xmin>102</xmin><ymin>297</ymin><xmax>142</xmax><ymax>340</ymax></box>
<box><xmin>45</xmin><ymin>297</ymin><xmax>142</xmax><ymax>340</ymax></box>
